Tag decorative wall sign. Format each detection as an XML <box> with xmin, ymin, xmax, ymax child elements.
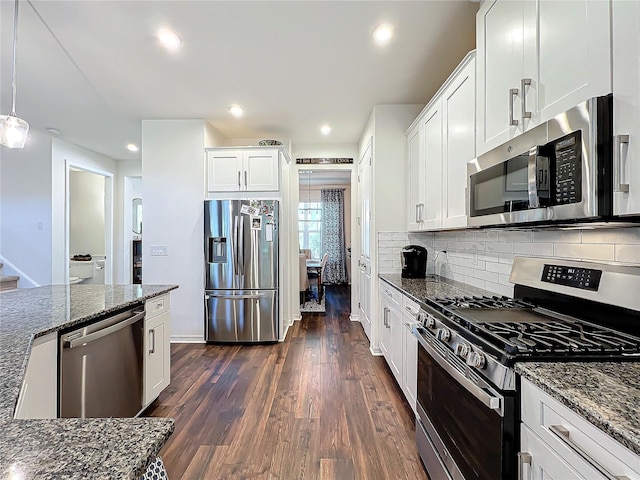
<box><xmin>296</xmin><ymin>158</ymin><xmax>353</xmax><ymax>165</ymax></box>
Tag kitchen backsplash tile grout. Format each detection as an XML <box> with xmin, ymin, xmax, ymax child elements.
<box><xmin>378</xmin><ymin>227</ymin><xmax>640</xmax><ymax>297</ymax></box>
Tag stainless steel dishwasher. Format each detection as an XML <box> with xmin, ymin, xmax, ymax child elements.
<box><xmin>60</xmin><ymin>308</ymin><xmax>145</xmax><ymax>418</ymax></box>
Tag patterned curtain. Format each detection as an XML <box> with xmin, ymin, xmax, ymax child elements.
<box><xmin>321</xmin><ymin>189</ymin><xmax>348</xmax><ymax>284</ymax></box>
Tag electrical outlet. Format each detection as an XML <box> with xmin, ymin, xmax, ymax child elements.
<box><xmin>150</xmin><ymin>245</ymin><xmax>168</xmax><ymax>256</ymax></box>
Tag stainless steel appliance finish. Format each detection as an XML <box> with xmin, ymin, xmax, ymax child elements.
<box><xmin>414</xmin><ymin>256</ymin><xmax>640</xmax><ymax>480</ymax></box>
<box><xmin>468</xmin><ymin>95</ymin><xmax>613</xmax><ymax>227</ymax></box>
<box><xmin>204</xmin><ymin>199</ymin><xmax>279</xmax><ymax>343</ymax></box>
<box><xmin>60</xmin><ymin>309</ymin><xmax>145</xmax><ymax>418</ymax></box>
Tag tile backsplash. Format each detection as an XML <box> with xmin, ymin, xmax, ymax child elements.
<box><xmin>378</xmin><ymin>227</ymin><xmax>640</xmax><ymax>297</ymax></box>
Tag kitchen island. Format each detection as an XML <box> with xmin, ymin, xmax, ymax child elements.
<box><xmin>0</xmin><ymin>284</ymin><xmax>177</xmax><ymax>480</ymax></box>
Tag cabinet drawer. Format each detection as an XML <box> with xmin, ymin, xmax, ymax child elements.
<box><xmin>521</xmin><ymin>378</ymin><xmax>640</xmax><ymax>479</ymax></box>
<box><xmin>379</xmin><ymin>281</ymin><xmax>401</xmax><ymax>306</ymax></box>
<box><xmin>145</xmin><ymin>294</ymin><xmax>170</xmax><ymax>320</ymax></box>
<box><xmin>402</xmin><ymin>295</ymin><xmax>420</xmax><ymax>319</ymax></box>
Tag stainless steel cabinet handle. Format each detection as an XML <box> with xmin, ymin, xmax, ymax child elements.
<box><xmin>415</xmin><ymin>204</ymin><xmax>420</xmax><ymax>223</ymax></box>
<box><xmin>149</xmin><ymin>328</ymin><xmax>155</xmax><ymax>354</ymax></box>
<box><xmin>521</xmin><ymin>78</ymin><xmax>532</xmax><ymax>119</ymax></box>
<box><xmin>238</xmin><ymin>171</ymin><xmax>241</xmax><ymax>189</ymax></box>
<box><xmin>405</xmin><ymin>306</ymin><xmax>418</xmax><ymax>315</ymax></box>
<box><xmin>509</xmin><ymin>88</ymin><xmax>519</xmax><ymax>126</ymax></box>
<box><xmin>549</xmin><ymin>425</ymin><xmax>630</xmax><ymax>480</ymax></box>
<box><xmin>517</xmin><ymin>452</ymin><xmax>531</xmax><ymax>480</ymax></box>
<box><xmin>418</xmin><ymin>203</ymin><xmax>425</xmax><ymax>223</ymax></box>
<box><xmin>614</xmin><ymin>134</ymin><xmax>630</xmax><ymax>193</ymax></box>
<box><xmin>244</xmin><ymin>171</ymin><xmax>248</xmax><ymax>188</ymax></box>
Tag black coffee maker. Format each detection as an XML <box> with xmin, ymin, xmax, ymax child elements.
<box><xmin>401</xmin><ymin>245</ymin><xmax>428</xmax><ymax>278</ymax></box>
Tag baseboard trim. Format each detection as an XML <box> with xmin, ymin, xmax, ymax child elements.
<box><xmin>292</xmin><ymin>314</ymin><xmax>302</xmax><ymax>322</ymax></box>
<box><xmin>170</xmin><ymin>335</ymin><xmax>205</xmax><ymax>343</ymax></box>
<box><xmin>349</xmin><ymin>314</ymin><xmax>359</xmax><ymax>322</ymax></box>
<box><xmin>370</xmin><ymin>345</ymin><xmax>383</xmax><ymax>356</ymax></box>
<box><xmin>0</xmin><ymin>254</ymin><xmax>40</xmax><ymax>288</ymax></box>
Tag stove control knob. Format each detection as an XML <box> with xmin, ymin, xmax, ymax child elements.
<box><xmin>455</xmin><ymin>343</ymin><xmax>470</xmax><ymax>358</ymax></box>
<box><xmin>425</xmin><ymin>316</ymin><xmax>436</xmax><ymax>329</ymax></box>
<box><xmin>436</xmin><ymin>328</ymin><xmax>451</xmax><ymax>342</ymax></box>
<box><xmin>466</xmin><ymin>351</ymin><xmax>487</xmax><ymax>369</ymax></box>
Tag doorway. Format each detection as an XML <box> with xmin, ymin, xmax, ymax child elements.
<box><xmin>65</xmin><ymin>163</ymin><xmax>113</xmax><ymax>285</ymax></box>
<box><xmin>298</xmin><ymin>169</ymin><xmax>352</xmax><ymax>314</ymax></box>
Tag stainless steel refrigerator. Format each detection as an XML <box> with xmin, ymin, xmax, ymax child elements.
<box><xmin>204</xmin><ymin>199</ymin><xmax>279</xmax><ymax>343</ymax></box>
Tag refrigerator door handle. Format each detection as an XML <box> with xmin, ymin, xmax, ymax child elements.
<box><xmin>233</xmin><ymin>215</ymin><xmax>239</xmax><ymax>276</ymax></box>
<box><xmin>239</xmin><ymin>214</ymin><xmax>245</xmax><ymax>275</ymax></box>
<box><xmin>209</xmin><ymin>293</ymin><xmax>269</xmax><ymax>300</ymax></box>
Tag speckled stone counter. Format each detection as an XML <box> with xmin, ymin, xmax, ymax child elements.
<box><xmin>516</xmin><ymin>362</ymin><xmax>640</xmax><ymax>455</ymax></box>
<box><xmin>0</xmin><ymin>284</ymin><xmax>178</xmax><ymax>480</ymax></box>
<box><xmin>379</xmin><ymin>273</ymin><xmax>492</xmax><ymax>305</ymax></box>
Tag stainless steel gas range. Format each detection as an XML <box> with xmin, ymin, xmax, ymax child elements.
<box><xmin>414</xmin><ymin>256</ymin><xmax>640</xmax><ymax>480</ymax></box>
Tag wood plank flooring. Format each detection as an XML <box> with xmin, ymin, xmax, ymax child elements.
<box><xmin>144</xmin><ymin>285</ymin><xmax>428</xmax><ymax>480</ymax></box>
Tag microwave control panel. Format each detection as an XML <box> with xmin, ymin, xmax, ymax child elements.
<box><xmin>551</xmin><ymin>131</ymin><xmax>582</xmax><ymax>205</ymax></box>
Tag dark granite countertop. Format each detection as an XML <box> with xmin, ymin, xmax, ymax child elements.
<box><xmin>516</xmin><ymin>362</ymin><xmax>640</xmax><ymax>456</ymax></box>
<box><xmin>0</xmin><ymin>284</ymin><xmax>178</xmax><ymax>479</ymax></box>
<box><xmin>378</xmin><ymin>273</ymin><xmax>492</xmax><ymax>305</ymax></box>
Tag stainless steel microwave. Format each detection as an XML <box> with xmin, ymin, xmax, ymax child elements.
<box><xmin>468</xmin><ymin>95</ymin><xmax>612</xmax><ymax>227</ymax></box>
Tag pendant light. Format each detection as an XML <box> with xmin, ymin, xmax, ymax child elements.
<box><xmin>0</xmin><ymin>0</ymin><xmax>29</xmax><ymax>149</ymax></box>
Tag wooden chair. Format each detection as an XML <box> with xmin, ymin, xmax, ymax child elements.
<box><xmin>299</xmin><ymin>253</ymin><xmax>309</xmax><ymax>304</ymax></box>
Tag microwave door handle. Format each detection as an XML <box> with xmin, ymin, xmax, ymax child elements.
<box><xmin>527</xmin><ymin>147</ymin><xmax>541</xmax><ymax>208</ymax></box>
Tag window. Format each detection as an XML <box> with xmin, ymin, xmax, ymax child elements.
<box><xmin>299</xmin><ymin>202</ymin><xmax>322</xmax><ymax>259</ymax></box>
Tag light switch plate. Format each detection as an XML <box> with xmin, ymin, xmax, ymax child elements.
<box><xmin>150</xmin><ymin>245</ymin><xmax>168</xmax><ymax>256</ymax></box>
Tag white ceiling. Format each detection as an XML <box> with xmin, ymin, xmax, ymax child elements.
<box><xmin>0</xmin><ymin>1</ymin><xmax>477</xmax><ymax>161</ymax></box>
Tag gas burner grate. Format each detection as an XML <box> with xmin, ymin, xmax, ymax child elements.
<box><xmin>434</xmin><ymin>295</ymin><xmax>534</xmax><ymax>310</ymax></box>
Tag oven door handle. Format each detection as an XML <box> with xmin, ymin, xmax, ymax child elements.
<box><xmin>415</xmin><ymin>328</ymin><xmax>504</xmax><ymax>416</ymax></box>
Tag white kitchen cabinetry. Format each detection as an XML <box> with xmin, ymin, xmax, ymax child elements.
<box><xmin>14</xmin><ymin>332</ymin><xmax>57</xmax><ymax>419</ymax></box>
<box><xmin>476</xmin><ymin>0</ymin><xmax>611</xmax><ymax>156</ymax></box>
<box><xmin>206</xmin><ymin>148</ymin><xmax>279</xmax><ymax>192</ymax></box>
<box><xmin>406</xmin><ymin>123</ymin><xmax>423</xmax><ymax>231</ymax></box>
<box><xmin>520</xmin><ymin>378</ymin><xmax>640</xmax><ymax>480</ymax></box>
<box><xmin>359</xmin><ymin>260</ymin><xmax>372</xmax><ymax>341</ymax></box>
<box><xmin>401</xmin><ymin>295</ymin><xmax>419</xmax><ymax>414</ymax></box>
<box><xmin>613</xmin><ymin>0</ymin><xmax>640</xmax><ymax>216</ymax></box>
<box><xmin>143</xmin><ymin>294</ymin><xmax>171</xmax><ymax>407</ymax></box>
<box><xmin>406</xmin><ymin>52</ymin><xmax>475</xmax><ymax>231</ymax></box>
<box><xmin>378</xmin><ymin>282</ymin><xmax>402</xmax><ymax>385</ymax></box>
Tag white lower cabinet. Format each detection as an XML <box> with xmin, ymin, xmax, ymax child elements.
<box><xmin>14</xmin><ymin>332</ymin><xmax>58</xmax><ymax>419</ymax></box>
<box><xmin>143</xmin><ymin>294</ymin><xmax>171</xmax><ymax>407</ymax></box>
<box><xmin>520</xmin><ymin>378</ymin><xmax>640</xmax><ymax>480</ymax></box>
<box><xmin>379</xmin><ymin>281</ymin><xmax>419</xmax><ymax>413</ymax></box>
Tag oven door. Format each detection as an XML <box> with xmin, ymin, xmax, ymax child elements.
<box><xmin>415</xmin><ymin>330</ymin><xmax>516</xmax><ymax>480</ymax></box>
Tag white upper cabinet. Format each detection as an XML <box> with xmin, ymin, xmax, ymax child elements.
<box><xmin>359</xmin><ymin>142</ymin><xmax>372</xmax><ymax>260</ymax></box>
<box><xmin>421</xmin><ymin>103</ymin><xmax>444</xmax><ymax>229</ymax></box>
<box><xmin>207</xmin><ymin>148</ymin><xmax>280</xmax><ymax>192</ymax></box>
<box><xmin>476</xmin><ymin>0</ymin><xmax>611</xmax><ymax>156</ymax></box>
<box><xmin>442</xmin><ymin>56</ymin><xmax>475</xmax><ymax>228</ymax></box>
<box><xmin>406</xmin><ymin>124</ymin><xmax>424</xmax><ymax>231</ymax></box>
<box><xmin>406</xmin><ymin>51</ymin><xmax>476</xmax><ymax>231</ymax></box>
<box><xmin>613</xmin><ymin>0</ymin><xmax>640</xmax><ymax>216</ymax></box>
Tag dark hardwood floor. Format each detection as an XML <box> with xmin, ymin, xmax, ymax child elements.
<box><xmin>145</xmin><ymin>285</ymin><xmax>428</xmax><ymax>480</ymax></box>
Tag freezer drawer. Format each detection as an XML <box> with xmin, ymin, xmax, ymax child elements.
<box><xmin>205</xmin><ymin>290</ymin><xmax>278</xmax><ymax>343</ymax></box>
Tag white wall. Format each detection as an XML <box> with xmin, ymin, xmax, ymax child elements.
<box><xmin>51</xmin><ymin>138</ymin><xmax>118</xmax><ymax>284</ymax></box>
<box><xmin>69</xmin><ymin>171</ymin><xmax>105</xmax><ymax>257</ymax></box>
<box><xmin>142</xmin><ymin>120</ymin><xmax>221</xmax><ymax>342</ymax></box>
<box><xmin>0</xmin><ymin>129</ymin><xmax>53</xmax><ymax>285</ymax></box>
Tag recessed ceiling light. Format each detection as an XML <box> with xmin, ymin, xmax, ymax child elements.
<box><xmin>229</xmin><ymin>105</ymin><xmax>244</xmax><ymax>118</ymax></box>
<box><xmin>157</xmin><ymin>28</ymin><xmax>182</xmax><ymax>50</ymax></box>
<box><xmin>372</xmin><ymin>23</ymin><xmax>393</xmax><ymax>45</ymax></box>
<box><xmin>127</xmin><ymin>143</ymin><xmax>139</xmax><ymax>152</ymax></box>
<box><xmin>45</xmin><ymin>127</ymin><xmax>61</xmax><ymax>136</ymax></box>
<box><xmin>321</xmin><ymin>125</ymin><xmax>331</xmax><ymax>136</ymax></box>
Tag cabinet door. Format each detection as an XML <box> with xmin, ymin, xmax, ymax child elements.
<box><xmin>442</xmin><ymin>55</ymin><xmax>475</xmax><ymax>229</ymax></box>
<box><xmin>421</xmin><ymin>102</ymin><xmax>443</xmax><ymax>229</ymax></box>
<box><xmin>520</xmin><ymin>425</ymin><xmax>586</xmax><ymax>480</ymax></box>
<box><xmin>534</xmin><ymin>0</ymin><xmax>611</xmax><ymax>125</ymax></box>
<box><xmin>14</xmin><ymin>332</ymin><xmax>57</xmax><ymax>419</ymax></box>
<box><xmin>477</xmin><ymin>0</ymin><xmax>526</xmax><ymax>155</ymax></box>
<box><xmin>388</xmin><ymin>305</ymin><xmax>403</xmax><ymax>385</ymax></box>
<box><xmin>402</xmin><ymin>316</ymin><xmax>417</xmax><ymax>414</ymax></box>
<box><xmin>359</xmin><ymin>262</ymin><xmax>371</xmax><ymax>340</ymax></box>
<box><xmin>359</xmin><ymin>143</ymin><xmax>372</xmax><ymax>259</ymax></box>
<box><xmin>244</xmin><ymin>150</ymin><xmax>279</xmax><ymax>191</ymax></box>
<box><xmin>406</xmin><ymin>123</ymin><xmax>424</xmax><ymax>230</ymax></box>
<box><xmin>144</xmin><ymin>311</ymin><xmax>170</xmax><ymax>406</ymax></box>
<box><xmin>207</xmin><ymin>150</ymin><xmax>243</xmax><ymax>192</ymax></box>
<box><xmin>379</xmin><ymin>293</ymin><xmax>392</xmax><ymax>360</ymax></box>
<box><xmin>613</xmin><ymin>0</ymin><xmax>640</xmax><ymax>216</ymax></box>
